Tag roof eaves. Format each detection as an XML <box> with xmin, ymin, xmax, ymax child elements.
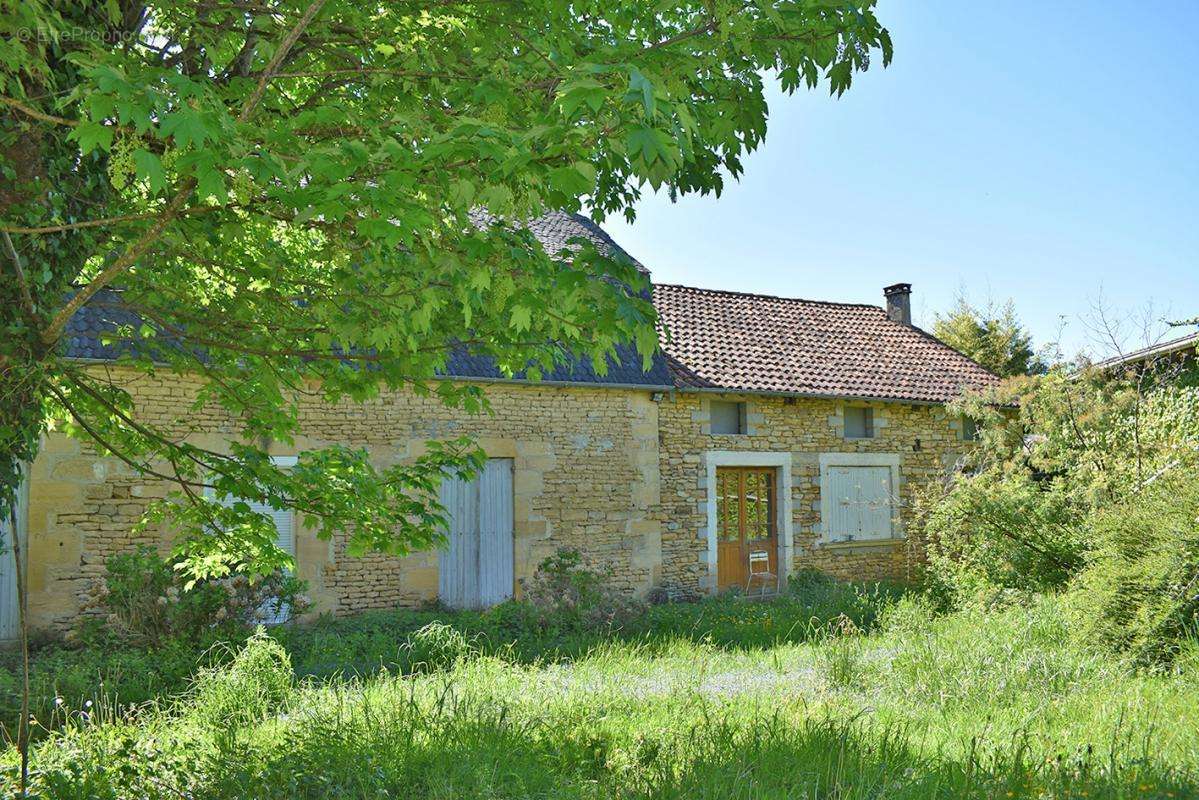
<box><xmin>1091</xmin><ymin>331</ymin><xmax>1199</xmax><ymax>370</ymax></box>
<box><xmin>672</xmin><ymin>384</ymin><xmax>965</xmax><ymax>407</ymax></box>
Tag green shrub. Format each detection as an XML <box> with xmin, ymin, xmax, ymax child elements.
<box><xmin>91</xmin><ymin>546</ymin><xmax>311</xmax><ymax>645</ymax></box>
<box><xmin>400</xmin><ymin>622</ymin><xmax>479</xmax><ymax>672</ymax></box>
<box><xmin>189</xmin><ymin>630</ymin><xmax>293</xmax><ymax>730</ymax></box>
<box><xmin>1069</xmin><ymin>474</ymin><xmax>1199</xmax><ymax>667</ymax></box>
<box><xmin>520</xmin><ymin>549</ymin><xmax>645</xmax><ymax>634</ymax></box>
<box><xmin>917</xmin><ymin>469</ymin><xmax>1088</xmax><ymax>604</ymax></box>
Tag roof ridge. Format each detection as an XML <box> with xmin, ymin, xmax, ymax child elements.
<box><xmin>653</xmin><ymin>282</ymin><xmax>883</xmax><ymax>311</ymax></box>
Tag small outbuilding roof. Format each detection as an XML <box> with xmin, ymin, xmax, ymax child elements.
<box><xmin>1090</xmin><ymin>330</ymin><xmax>1199</xmax><ymax>372</ymax></box>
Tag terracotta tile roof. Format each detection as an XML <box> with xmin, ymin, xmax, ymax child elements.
<box><xmin>653</xmin><ymin>283</ymin><xmax>1001</xmax><ymax>403</ymax></box>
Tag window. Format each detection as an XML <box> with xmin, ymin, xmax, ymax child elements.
<box><xmin>205</xmin><ymin>455</ymin><xmax>297</xmax><ymax>623</ymax></box>
<box><xmin>710</xmin><ymin>400</ymin><xmax>747</xmax><ymax>435</ymax></box>
<box><xmin>823</xmin><ymin>465</ymin><xmax>894</xmax><ymax>541</ymax></box>
<box><xmin>843</xmin><ymin>406</ymin><xmax>874</xmax><ymax>439</ymax></box>
<box><xmin>961</xmin><ymin>415</ymin><xmax>980</xmax><ymax>441</ymax></box>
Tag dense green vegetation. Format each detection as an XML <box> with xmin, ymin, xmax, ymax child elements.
<box><xmin>923</xmin><ymin>369</ymin><xmax>1199</xmax><ymax>666</ymax></box>
<box><xmin>5</xmin><ymin>358</ymin><xmax>1199</xmax><ymax>798</ymax></box>
<box><xmin>4</xmin><ymin>590</ymin><xmax>1197</xmax><ymax>799</ymax></box>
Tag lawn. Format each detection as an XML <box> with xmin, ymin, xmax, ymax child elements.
<box><xmin>4</xmin><ymin>586</ymin><xmax>1199</xmax><ymax>798</ymax></box>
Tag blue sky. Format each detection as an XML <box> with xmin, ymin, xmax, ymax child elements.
<box><xmin>603</xmin><ymin>1</ymin><xmax>1199</xmax><ymax>360</ymax></box>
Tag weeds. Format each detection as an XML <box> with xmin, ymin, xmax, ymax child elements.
<box><xmin>4</xmin><ymin>576</ymin><xmax>1198</xmax><ymax>798</ymax></box>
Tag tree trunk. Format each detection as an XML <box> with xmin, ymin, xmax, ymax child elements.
<box><xmin>9</xmin><ymin>501</ymin><xmax>29</xmax><ymax>798</ymax></box>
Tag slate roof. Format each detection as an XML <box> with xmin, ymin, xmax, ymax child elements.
<box><xmin>653</xmin><ymin>283</ymin><xmax>1001</xmax><ymax>403</ymax></box>
<box><xmin>513</xmin><ymin>210</ymin><xmax>647</xmax><ymax>272</ymax></box>
<box><xmin>63</xmin><ymin>211</ymin><xmax>672</xmax><ymax>387</ymax></box>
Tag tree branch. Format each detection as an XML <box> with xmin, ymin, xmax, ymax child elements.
<box><xmin>1</xmin><ymin>231</ymin><xmax>36</xmax><ymax>323</ymax></box>
<box><xmin>40</xmin><ymin>179</ymin><xmax>197</xmax><ymax>346</ymax></box>
<box><xmin>0</xmin><ymin>96</ymin><xmax>78</xmax><ymax>127</ymax></box>
<box><xmin>237</xmin><ymin>0</ymin><xmax>327</xmax><ymax>123</ymax></box>
<box><xmin>38</xmin><ymin>0</ymin><xmax>324</xmax><ymax>347</ymax></box>
<box><xmin>2</xmin><ymin>202</ymin><xmax>238</xmax><ymax>235</ymax></box>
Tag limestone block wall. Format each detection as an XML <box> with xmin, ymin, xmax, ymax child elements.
<box><xmin>25</xmin><ymin>367</ymin><xmax>662</xmax><ymax>632</ymax></box>
<box><xmin>656</xmin><ymin>393</ymin><xmax>969</xmax><ymax>594</ymax></box>
<box><xmin>23</xmin><ymin>362</ymin><xmax>972</xmax><ymax>634</ymax></box>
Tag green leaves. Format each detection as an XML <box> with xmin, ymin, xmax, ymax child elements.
<box><xmin>557</xmin><ymin>76</ymin><xmax>607</xmax><ymax>119</ymax></box>
<box><xmin>548</xmin><ymin>162</ymin><xmax>597</xmax><ymax>197</ymax></box>
<box><xmin>627</xmin><ymin>67</ymin><xmax>656</xmax><ymax>118</ymax></box>
<box><xmin>132</xmin><ymin>149</ymin><xmax>166</xmax><ymax>193</ymax></box>
<box><xmin>159</xmin><ymin>108</ymin><xmax>218</xmax><ymax>151</ymax></box>
<box><xmin>2</xmin><ymin>0</ymin><xmax>893</xmax><ymax>579</ymax></box>
<box><xmin>71</xmin><ymin>120</ymin><xmax>114</xmax><ymax>154</ymax></box>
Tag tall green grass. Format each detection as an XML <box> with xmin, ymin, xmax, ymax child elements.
<box><xmin>0</xmin><ymin>571</ymin><xmax>896</xmax><ymax>738</ymax></box>
<box><xmin>7</xmin><ymin>596</ymin><xmax>1198</xmax><ymax>799</ymax></box>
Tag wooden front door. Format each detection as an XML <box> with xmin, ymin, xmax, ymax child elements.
<box><xmin>716</xmin><ymin>466</ymin><xmax>778</xmax><ymax>591</ymax></box>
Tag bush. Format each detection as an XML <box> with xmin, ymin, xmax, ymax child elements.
<box><xmin>399</xmin><ymin>622</ymin><xmax>479</xmax><ymax>672</ymax></box>
<box><xmin>189</xmin><ymin>630</ymin><xmax>293</xmax><ymax>731</ymax></box>
<box><xmin>917</xmin><ymin>470</ymin><xmax>1088</xmax><ymax>605</ymax></box>
<box><xmin>1069</xmin><ymin>475</ymin><xmax>1199</xmax><ymax>667</ymax></box>
<box><xmin>519</xmin><ymin>549</ymin><xmax>644</xmax><ymax>634</ymax></box>
<box><xmin>90</xmin><ymin>546</ymin><xmax>311</xmax><ymax>645</ymax></box>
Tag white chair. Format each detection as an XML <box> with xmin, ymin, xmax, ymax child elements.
<box><xmin>745</xmin><ymin>550</ymin><xmax>776</xmax><ymax>597</ymax></box>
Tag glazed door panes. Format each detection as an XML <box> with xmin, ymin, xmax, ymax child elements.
<box><xmin>715</xmin><ymin>467</ymin><xmax>777</xmax><ymax>590</ymax></box>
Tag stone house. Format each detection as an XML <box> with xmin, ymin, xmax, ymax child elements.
<box><xmin>0</xmin><ymin>213</ymin><xmax>999</xmax><ymax>635</ymax></box>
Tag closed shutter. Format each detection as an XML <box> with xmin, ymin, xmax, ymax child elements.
<box><xmin>858</xmin><ymin>467</ymin><xmax>893</xmax><ymax>539</ymax></box>
<box><xmin>0</xmin><ymin>465</ymin><xmax>27</xmax><ymax>641</ymax></box>
<box><xmin>826</xmin><ymin>465</ymin><xmax>893</xmax><ymax>541</ymax></box>
<box><xmin>214</xmin><ymin>493</ymin><xmax>295</xmax><ymax>623</ymax></box>
<box><xmin>439</xmin><ymin>458</ymin><xmax>514</xmax><ymax>609</ymax></box>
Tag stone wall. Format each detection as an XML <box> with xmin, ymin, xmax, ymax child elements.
<box><xmin>656</xmin><ymin>393</ymin><xmax>969</xmax><ymax>594</ymax></box>
<box><xmin>24</xmin><ymin>367</ymin><xmax>662</xmax><ymax>631</ymax></box>
<box><xmin>23</xmin><ymin>365</ymin><xmax>972</xmax><ymax>634</ymax></box>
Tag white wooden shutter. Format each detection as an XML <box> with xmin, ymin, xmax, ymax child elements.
<box><xmin>212</xmin><ymin>492</ymin><xmax>294</xmax><ymax>623</ymax></box>
<box><xmin>213</xmin><ymin>494</ymin><xmax>295</xmax><ymax>558</ymax></box>
<box><xmin>856</xmin><ymin>466</ymin><xmax>893</xmax><ymax>539</ymax></box>
<box><xmin>438</xmin><ymin>471</ymin><xmax>479</xmax><ymax>609</ymax></box>
<box><xmin>476</xmin><ymin>459</ymin><xmax>514</xmax><ymax>607</ymax></box>
<box><xmin>0</xmin><ymin>465</ymin><xmax>27</xmax><ymax>641</ymax></box>
<box><xmin>826</xmin><ymin>465</ymin><xmax>893</xmax><ymax>541</ymax></box>
<box><xmin>438</xmin><ymin>458</ymin><xmax>513</xmax><ymax>609</ymax></box>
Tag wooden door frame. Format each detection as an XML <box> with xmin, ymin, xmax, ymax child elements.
<box><xmin>702</xmin><ymin>451</ymin><xmax>793</xmax><ymax>594</ymax></box>
<box><xmin>715</xmin><ymin>466</ymin><xmax>778</xmax><ymax>590</ymax></box>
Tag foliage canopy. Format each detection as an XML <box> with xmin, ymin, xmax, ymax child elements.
<box><xmin>1</xmin><ymin>0</ymin><xmax>892</xmax><ymax>576</ymax></box>
<box><xmin>933</xmin><ymin>297</ymin><xmax>1045</xmax><ymax>378</ymax></box>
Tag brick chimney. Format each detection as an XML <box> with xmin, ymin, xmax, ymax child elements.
<box><xmin>884</xmin><ymin>283</ymin><xmax>912</xmax><ymax>325</ymax></box>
